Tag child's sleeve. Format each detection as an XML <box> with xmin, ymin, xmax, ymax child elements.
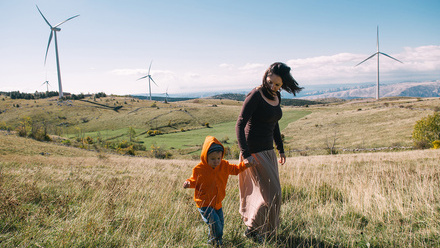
<box><xmin>227</xmin><ymin>161</ymin><xmax>248</xmax><ymax>175</ymax></box>
<box><xmin>185</xmin><ymin>168</ymin><xmax>198</xmax><ymax>188</ymax></box>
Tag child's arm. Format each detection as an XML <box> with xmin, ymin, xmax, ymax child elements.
<box><xmin>227</xmin><ymin>160</ymin><xmax>251</xmax><ymax>175</ymax></box>
<box><xmin>183</xmin><ymin>168</ymin><xmax>198</xmax><ymax>189</ymax></box>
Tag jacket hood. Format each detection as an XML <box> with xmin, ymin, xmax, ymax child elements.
<box><xmin>200</xmin><ymin>136</ymin><xmax>224</xmax><ymax>165</ymax></box>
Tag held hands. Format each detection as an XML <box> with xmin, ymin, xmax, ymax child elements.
<box><xmin>182</xmin><ymin>181</ymin><xmax>190</xmax><ymax>189</ymax></box>
<box><xmin>243</xmin><ymin>156</ymin><xmax>257</xmax><ymax>168</ymax></box>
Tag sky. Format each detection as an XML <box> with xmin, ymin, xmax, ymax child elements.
<box><xmin>1</xmin><ymin>0</ymin><xmax>439</xmax><ymax>96</ymax></box>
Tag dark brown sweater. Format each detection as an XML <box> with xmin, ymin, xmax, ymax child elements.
<box><xmin>236</xmin><ymin>87</ymin><xmax>284</xmax><ymax>159</ymax></box>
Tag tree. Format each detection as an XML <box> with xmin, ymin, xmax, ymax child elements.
<box><xmin>128</xmin><ymin>127</ymin><xmax>136</xmax><ymax>142</ymax></box>
<box><xmin>412</xmin><ymin>112</ymin><xmax>440</xmax><ymax>149</ymax></box>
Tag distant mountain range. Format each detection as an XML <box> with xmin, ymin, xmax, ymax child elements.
<box><xmin>300</xmin><ymin>81</ymin><xmax>440</xmax><ymax>100</ymax></box>
<box><xmin>132</xmin><ymin>81</ymin><xmax>440</xmax><ymax>102</ymax></box>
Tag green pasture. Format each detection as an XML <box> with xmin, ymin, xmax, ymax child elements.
<box><xmin>77</xmin><ymin>109</ymin><xmax>311</xmax><ymax>151</ymax></box>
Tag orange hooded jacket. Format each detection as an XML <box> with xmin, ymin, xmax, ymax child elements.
<box><xmin>185</xmin><ymin>136</ymin><xmax>247</xmax><ymax>210</ymax></box>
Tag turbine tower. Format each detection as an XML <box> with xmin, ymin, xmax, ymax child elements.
<box><xmin>36</xmin><ymin>5</ymin><xmax>79</xmax><ymax>99</ymax></box>
<box><xmin>137</xmin><ymin>60</ymin><xmax>158</xmax><ymax>100</ymax></box>
<box><xmin>355</xmin><ymin>26</ymin><xmax>403</xmax><ymax>100</ymax></box>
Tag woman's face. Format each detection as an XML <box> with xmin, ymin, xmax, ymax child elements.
<box><xmin>266</xmin><ymin>74</ymin><xmax>283</xmax><ymax>95</ymax></box>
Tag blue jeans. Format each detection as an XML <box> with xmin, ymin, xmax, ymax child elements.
<box><xmin>198</xmin><ymin>207</ymin><xmax>224</xmax><ymax>244</ymax></box>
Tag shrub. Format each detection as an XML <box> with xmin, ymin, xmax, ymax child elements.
<box><xmin>432</xmin><ymin>140</ymin><xmax>440</xmax><ymax>149</ymax></box>
<box><xmin>224</xmin><ymin>144</ymin><xmax>240</xmax><ymax>160</ymax></box>
<box><xmin>0</xmin><ymin>122</ymin><xmax>10</xmax><ymax>131</ymax></box>
<box><xmin>412</xmin><ymin>113</ymin><xmax>440</xmax><ymax>149</ymax></box>
<box><xmin>62</xmin><ymin>139</ymin><xmax>72</xmax><ymax>146</ymax></box>
<box><xmin>29</xmin><ymin>126</ymin><xmax>51</xmax><ymax>142</ymax></box>
<box><xmin>84</xmin><ymin>136</ymin><xmax>94</xmax><ymax>144</ymax></box>
<box><xmin>220</xmin><ymin>136</ymin><xmax>229</xmax><ymax>144</ymax></box>
<box><xmin>147</xmin><ymin>130</ymin><xmax>162</xmax><ymax>136</ymax></box>
<box><xmin>118</xmin><ymin>140</ymin><xmax>130</xmax><ymax>149</ymax></box>
<box><xmin>150</xmin><ymin>143</ymin><xmax>172</xmax><ymax>159</ymax></box>
<box><xmin>17</xmin><ymin>117</ymin><xmax>32</xmax><ymax>137</ymax></box>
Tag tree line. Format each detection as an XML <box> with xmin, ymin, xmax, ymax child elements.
<box><xmin>1</xmin><ymin>91</ymin><xmax>107</xmax><ymax>100</ymax></box>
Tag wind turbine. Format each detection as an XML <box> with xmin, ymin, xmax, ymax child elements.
<box><xmin>164</xmin><ymin>87</ymin><xmax>169</xmax><ymax>103</ymax></box>
<box><xmin>137</xmin><ymin>60</ymin><xmax>158</xmax><ymax>100</ymax></box>
<box><xmin>355</xmin><ymin>26</ymin><xmax>403</xmax><ymax>100</ymax></box>
<box><xmin>36</xmin><ymin>5</ymin><xmax>79</xmax><ymax>99</ymax></box>
<box><xmin>162</xmin><ymin>86</ymin><xmax>169</xmax><ymax>103</ymax></box>
<box><xmin>41</xmin><ymin>80</ymin><xmax>50</xmax><ymax>92</ymax></box>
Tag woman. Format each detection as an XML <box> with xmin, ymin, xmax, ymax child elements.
<box><xmin>235</xmin><ymin>62</ymin><xmax>302</xmax><ymax>240</ymax></box>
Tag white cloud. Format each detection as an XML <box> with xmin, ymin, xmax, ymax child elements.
<box><xmin>285</xmin><ymin>45</ymin><xmax>440</xmax><ymax>85</ymax></box>
<box><xmin>239</xmin><ymin>63</ymin><xmax>265</xmax><ymax>71</ymax></box>
<box><xmin>110</xmin><ymin>68</ymin><xmax>145</xmax><ymax>76</ymax></box>
<box><xmin>107</xmin><ymin>46</ymin><xmax>440</xmax><ymax>94</ymax></box>
<box><xmin>219</xmin><ymin>63</ymin><xmax>234</xmax><ymax>69</ymax></box>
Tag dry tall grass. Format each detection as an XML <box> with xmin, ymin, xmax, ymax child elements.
<box><xmin>284</xmin><ymin>97</ymin><xmax>440</xmax><ymax>154</ymax></box>
<box><xmin>1</xmin><ymin>133</ymin><xmax>439</xmax><ymax>247</ymax></box>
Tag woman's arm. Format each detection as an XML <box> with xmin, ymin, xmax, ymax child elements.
<box><xmin>273</xmin><ymin>122</ymin><xmax>286</xmax><ymax>165</ymax></box>
<box><xmin>236</xmin><ymin>89</ymin><xmax>260</xmax><ymax>159</ymax></box>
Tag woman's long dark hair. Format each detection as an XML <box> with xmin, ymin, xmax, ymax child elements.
<box><xmin>261</xmin><ymin>62</ymin><xmax>303</xmax><ymax>99</ymax></box>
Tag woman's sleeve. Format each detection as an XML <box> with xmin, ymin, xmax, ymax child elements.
<box><xmin>273</xmin><ymin>122</ymin><xmax>285</xmax><ymax>154</ymax></box>
<box><xmin>236</xmin><ymin>90</ymin><xmax>259</xmax><ymax>159</ymax></box>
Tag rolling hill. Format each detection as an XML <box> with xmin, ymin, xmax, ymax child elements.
<box><xmin>301</xmin><ymin>81</ymin><xmax>440</xmax><ymax>99</ymax></box>
<box><xmin>1</xmin><ymin>92</ymin><xmax>439</xmax><ymax>159</ymax></box>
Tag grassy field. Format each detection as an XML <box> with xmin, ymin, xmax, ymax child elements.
<box><xmin>284</xmin><ymin>97</ymin><xmax>440</xmax><ymax>155</ymax></box>
<box><xmin>0</xmin><ymin>96</ymin><xmax>312</xmax><ymax>158</ymax></box>
<box><xmin>0</xmin><ymin>131</ymin><xmax>439</xmax><ymax>247</ymax></box>
<box><xmin>3</xmin><ymin>95</ymin><xmax>439</xmax><ymax>159</ymax></box>
<box><xmin>1</xmin><ymin>95</ymin><xmax>440</xmax><ymax>247</ymax></box>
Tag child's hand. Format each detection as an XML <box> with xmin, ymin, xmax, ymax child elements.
<box><xmin>244</xmin><ymin>156</ymin><xmax>257</xmax><ymax>167</ymax></box>
<box><xmin>183</xmin><ymin>181</ymin><xmax>190</xmax><ymax>189</ymax></box>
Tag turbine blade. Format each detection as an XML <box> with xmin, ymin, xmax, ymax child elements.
<box><xmin>379</xmin><ymin>52</ymin><xmax>403</xmax><ymax>63</ymax></box>
<box><xmin>150</xmin><ymin>76</ymin><xmax>158</xmax><ymax>86</ymax></box>
<box><xmin>355</xmin><ymin>53</ymin><xmax>377</xmax><ymax>67</ymax></box>
<box><xmin>54</xmin><ymin>14</ymin><xmax>80</xmax><ymax>28</ymax></box>
<box><xmin>137</xmin><ymin>75</ymin><xmax>148</xmax><ymax>80</ymax></box>
<box><xmin>44</xmin><ymin>31</ymin><xmax>54</xmax><ymax>64</ymax></box>
<box><xmin>376</xmin><ymin>26</ymin><xmax>379</xmax><ymax>51</ymax></box>
<box><xmin>148</xmin><ymin>60</ymin><xmax>153</xmax><ymax>75</ymax></box>
<box><xmin>36</xmin><ymin>5</ymin><xmax>53</xmax><ymax>28</ymax></box>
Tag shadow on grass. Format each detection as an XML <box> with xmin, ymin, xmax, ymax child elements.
<box><xmin>272</xmin><ymin>234</ymin><xmax>339</xmax><ymax>248</ymax></box>
<box><xmin>223</xmin><ymin>230</ymin><xmax>338</xmax><ymax>248</ymax></box>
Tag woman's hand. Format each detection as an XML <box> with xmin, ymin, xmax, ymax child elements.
<box><xmin>279</xmin><ymin>153</ymin><xmax>286</xmax><ymax>165</ymax></box>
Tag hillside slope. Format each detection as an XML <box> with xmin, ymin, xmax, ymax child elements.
<box><xmin>302</xmin><ymin>81</ymin><xmax>440</xmax><ymax>99</ymax></box>
<box><xmin>283</xmin><ymin>97</ymin><xmax>440</xmax><ymax>155</ymax></box>
<box><xmin>1</xmin><ymin>94</ymin><xmax>440</xmax><ymax>158</ymax></box>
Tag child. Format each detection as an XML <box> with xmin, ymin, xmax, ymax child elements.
<box><xmin>183</xmin><ymin>136</ymin><xmax>252</xmax><ymax>246</ymax></box>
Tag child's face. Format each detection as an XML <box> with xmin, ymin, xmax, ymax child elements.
<box><xmin>207</xmin><ymin>151</ymin><xmax>222</xmax><ymax>169</ymax></box>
